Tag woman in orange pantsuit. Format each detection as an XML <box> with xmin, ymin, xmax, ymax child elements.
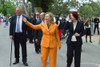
<box><xmin>23</xmin><ymin>12</ymin><xmax>61</xmax><ymax>67</ymax></box>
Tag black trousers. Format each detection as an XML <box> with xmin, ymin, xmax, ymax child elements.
<box><xmin>29</xmin><ymin>30</ymin><xmax>34</xmax><ymax>42</ymax></box>
<box><xmin>67</xmin><ymin>42</ymin><xmax>82</xmax><ymax>67</ymax></box>
<box><xmin>34</xmin><ymin>42</ymin><xmax>41</xmax><ymax>52</ymax></box>
<box><xmin>14</xmin><ymin>33</ymin><xmax>27</xmax><ymax>63</ymax></box>
<box><xmin>94</xmin><ymin>25</ymin><xmax>99</xmax><ymax>35</ymax></box>
<box><xmin>34</xmin><ymin>38</ymin><xmax>41</xmax><ymax>52</ymax></box>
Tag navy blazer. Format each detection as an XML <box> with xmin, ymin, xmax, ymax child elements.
<box><xmin>34</xmin><ymin>18</ymin><xmax>42</xmax><ymax>40</ymax></box>
<box><xmin>64</xmin><ymin>21</ymin><xmax>85</xmax><ymax>45</ymax></box>
<box><xmin>9</xmin><ymin>15</ymin><xmax>30</xmax><ymax>38</ymax></box>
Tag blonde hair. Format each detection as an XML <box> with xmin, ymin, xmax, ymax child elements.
<box><xmin>45</xmin><ymin>12</ymin><xmax>54</xmax><ymax>24</ymax></box>
<box><xmin>86</xmin><ymin>18</ymin><xmax>90</xmax><ymax>23</ymax></box>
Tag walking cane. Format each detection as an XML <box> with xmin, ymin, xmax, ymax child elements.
<box><xmin>10</xmin><ymin>40</ymin><xmax>13</xmax><ymax>66</ymax></box>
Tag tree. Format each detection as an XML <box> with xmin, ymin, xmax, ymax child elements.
<box><xmin>27</xmin><ymin>0</ymin><xmax>54</xmax><ymax>12</ymax></box>
<box><xmin>68</xmin><ymin>0</ymin><xmax>79</xmax><ymax>9</ymax></box>
<box><xmin>48</xmin><ymin>0</ymin><xmax>70</xmax><ymax>16</ymax></box>
<box><xmin>0</xmin><ymin>1</ymin><xmax>16</xmax><ymax>15</ymax></box>
<box><xmin>66</xmin><ymin>0</ymin><xmax>80</xmax><ymax>11</ymax></box>
<box><xmin>0</xmin><ymin>4</ymin><xmax>3</xmax><ymax>12</ymax></box>
<box><xmin>23</xmin><ymin>0</ymin><xmax>29</xmax><ymax>16</ymax></box>
<box><xmin>90</xmin><ymin>2</ymin><xmax>100</xmax><ymax>15</ymax></box>
<box><xmin>78</xmin><ymin>3</ymin><xmax>93</xmax><ymax>19</ymax></box>
<box><xmin>0</xmin><ymin>0</ymin><xmax>3</xmax><ymax>4</ymax></box>
<box><xmin>78</xmin><ymin>2</ymin><xmax>100</xmax><ymax>20</ymax></box>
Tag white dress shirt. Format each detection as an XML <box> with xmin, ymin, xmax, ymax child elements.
<box><xmin>71</xmin><ymin>25</ymin><xmax>77</xmax><ymax>42</ymax></box>
<box><xmin>15</xmin><ymin>15</ymin><xmax>23</xmax><ymax>33</ymax></box>
<box><xmin>41</xmin><ymin>20</ymin><xmax>46</xmax><ymax>23</ymax></box>
<box><xmin>88</xmin><ymin>24</ymin><xmax>91</xmax><ymax>28</ymax></box>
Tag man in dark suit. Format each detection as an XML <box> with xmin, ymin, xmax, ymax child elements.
<box><xmin>9</xmin><ymin>7</ymin><xmax>29</xmax><ymax>66</ymax></box>
<box><xmin>94</xmin><ymin>16</ymin><xmax>99</xmax><ymax>35</ymax></box>
<box><xmin>34</xmin><ymin>12</ymin><xmax>42</xmax><ymax>54</ymax></box>
<box><xmin>28</xmin><ymin>14</ymin><xmax>36</xmax><ymax>43</ymax></box>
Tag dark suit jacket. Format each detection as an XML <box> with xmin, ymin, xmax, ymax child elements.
<box><xmin>94</xmin><ymin>18</ymin><xmax>99</xmax><ymax>26</ymax></box>
<box><xmin>9</xmin><ymin>15</ymin><xmax>29</xmax><ymax>39</ymax></box>
<box><xmin>28</xmin><ymin>17</ymin><xmax>36</xmax><ymax>38</ymax></box>
<box><xmin>64</xmin><ymin>21</ymin><xmax>85</xmax><ymax>45</ymax></box>
<box><xmin>34</xmin><ymin>18</ymin><xmax>42</xmax><ymax>40</ymax></box>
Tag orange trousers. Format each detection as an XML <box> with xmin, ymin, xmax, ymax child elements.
<box><xmin>41</xmin><ymin>46</ymin><xmax>57</xmax><ymax>67</ymax></box>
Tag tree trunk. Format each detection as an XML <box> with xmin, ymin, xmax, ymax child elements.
<box><xmin>41</xmin><ymin>5</ymin><xmax>48</xmax><ymax>12</ymax></box>
<box><xmin>23</xmin><ymin>0</ymin><xmax>29</xmax><ymax>16</ymax></box>
<box><xmin>41</xmin><ymin>0</ymin><xmax>48</xmax><ymax>12</ymax></box>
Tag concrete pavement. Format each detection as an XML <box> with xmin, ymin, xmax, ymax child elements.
<box><xmin>0</xmin><ymin>23</ymin><xmax>100</xmax><ymax>67</ymax></box>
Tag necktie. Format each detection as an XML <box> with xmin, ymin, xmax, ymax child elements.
<box><xmin>16</xmin><ymin>16</ymin><xmax>20</xmax><ymax>32</ymax></box>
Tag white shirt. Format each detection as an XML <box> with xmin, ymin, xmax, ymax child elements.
<box><xmin>71</xmin><ymin>25</ymin><xmax>77</xmax><ymax>42</ymax></box>
<box><xmin>15</xmin><ymin>15</ymin><xmax>23</xmax><ymax>33</ymax></box>
<box><xmin>88</xmin><ymin>24</ymin><xmax>90</xmax><ymax>28</ymax></box>
<box><xmin>41</xmin><ymin>20</ymin><xmax>46</xmax><ymax>23</ymax></box>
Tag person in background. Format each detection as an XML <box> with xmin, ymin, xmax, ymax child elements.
<box><xmin>6</xmin><ymin>15</ymin><xmax>9</xmax><ymax>26</ymax></box>
<box><xmin>0</xmin><ymin>17</ymin><xmax>2</xmax><ymax>24</ymax></box>
<box><xmin>9</xmin><ymin>7</ymin><xmax>29</xmax><ymax>66</ymax></box>
<box><xmin>23</xmin><ymin>12</ymin><xmax>61</xmax><ymax>67</ymax></box>
<box><xmin>34</xmin><ymin>12</ymin><xmax>42</xmax><ymax>54</ymax></box>
<box><xmin>28</xmin><ymin>13</ymin><xmax>36</xmax><ymax>43</ymax></box>
<box><xmin>78</xmin><ymin>13</ymin><xmax>84</xmax><ymax>23</ymax></box>
<box><xmin>84</xmin><ymin>18</ymin><xmax>92</xmax><ymax>43</ymax></box>
<box><xmin>55</xmin><ymin>16</ymin><xmax>63</xmax><ymax>39</ymax></box>
<box><xmin>3</xmin><ymin>16</ymin><xmax>6</xmax><ymax>23</ymax></box>
<box><xmin>94</xmin><ymin>16</ymin><xmax>99</xmax><ymax>35</ymax></box>
<box><xmin>81</xmin><ymin>16</ymin><xmax>84</xmax><ymax>22</ymax></box>
<box><xmin>62</xmin><ymin>16</ymin><xmax>67</xmax><ymax>37</ymax></box>
<box><xmin>78</xmin><ymin>12</ymin><xmax>81</xmax><ymax>22</ymax></box>
<box><xmin>40</xmin><ymin>12</ymin><xmax>45</xmax><ymax>22</ymax></box>
<box><xmin>1</xmin><ymin>17</ymin><xmax>3</xmax><ymax>24</ymax></box>
<box><xmin>64</xmin><ymin>11</ymin><xmax>85</xmax><ymax>67</ymax></box>
<box><xmin>90</xmin><ymin>16</ymin><xmax>94</xmax><ymax>35</ymax></box>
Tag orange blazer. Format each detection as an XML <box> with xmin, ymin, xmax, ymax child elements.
<box><xmin>25</xmin><ymin>21</ymin><xmax>61</xmax><ymax>48</ymax></box>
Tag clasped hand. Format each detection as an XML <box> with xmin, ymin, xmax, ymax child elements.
<box><xmin>74</xmin><ymin>32</ymin><xmax>80</xmax><ymax>37</ymax></box>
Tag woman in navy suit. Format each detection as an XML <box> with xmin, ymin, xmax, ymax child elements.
<box><xmin>64</xmin><ymin>11</ymin><xmax>85</xmax><ymax>67</ymax></box>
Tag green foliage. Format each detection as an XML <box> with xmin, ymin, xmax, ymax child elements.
<box><xmin>68</xmin><ymin>0</ymin><xmax>79</xmax><ymax>8</ymax></box>
<box><xmin>78</xmin><ymin>2</ymin><xmax>100</xmax><ymax>21</ymax></box>
<box><xmin>28</xmin><ymin>0</ymin><xmax>54</xmax><ymax>7</ymax></box>
<box><xmin>0</xmin><ymin>1</ymin><xmax>16</xmax><ymax>15</ymax></box>
<box><xmin>90</xmin><ymin>2</ymin><xmax>100</xmax><ymax>15</ymax></box>
<box><xmin>28</xmin><ymin>0</ymin><xmax>41</xmax><ymax>7</ymax></box>
<box><xmin>27</xmin><ymin>0</ymin><xmax>54</xmax><ymax>12</ymax></box>
<box><xmin>0</xmin><ymin>4</ymin><xmax>3</xmax><ymax>12</ymax></box>
<box><xmin>78</xmin><ymin>4</ymin><xmax>93</xmax><ymax>19</ymax></box>
<box><xmin>48</xmin><ymin>0</ymin><xmax>70</xmax><ymax>16</ymax></box>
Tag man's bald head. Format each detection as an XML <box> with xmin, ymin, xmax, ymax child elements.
<box><xmin>36</xmin><ymin>12</ymin><xmax>40</xmax><ymax>18</ymax></box>
<box><xmin>40</xmin><ymin>12</ymin><xmax>45</xmax><ymax>16</ymax></box>
<box><xmin>40</xmin><ymin>12</ymin><xmax>45</xmax><ymax>20</ymax></box>
<box><xmin>16</xmin><ymin>7</ymin><xmax>22</xmax><ymax>16</ymax></box>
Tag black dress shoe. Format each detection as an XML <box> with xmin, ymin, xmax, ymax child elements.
<box><xmin>36</xmin><ymin>51</ymin><xmax>39</xmax><ymax>54</ymax></box>
<box><xmin>86</xmin><ymin>40</ymin><xmax>87</xmax><ymax>43</ymax></box>
<box><xmin>90</xmin><ymin>41</ymin><xmax>92</xmax><ymax>43</ymax></box>
<box><xmin>23</xmin><ymin>62</ymin><xmax>28</xmax><ymax>66</ymax></box>
<box><xmin>39</xmin><ymin>50</ymin><xmax>41</xmax><ymax>53</ymax></box>
<box><xmin>13</xmin><ymin>61</ymin><xmax>19</xmax><ymax>65</ymax></box>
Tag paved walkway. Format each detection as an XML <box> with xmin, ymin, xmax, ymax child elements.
<box><xmin>0</xmin><ymin>23</ymin><xmax>100</xmax><ymax>67</ymax></box>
